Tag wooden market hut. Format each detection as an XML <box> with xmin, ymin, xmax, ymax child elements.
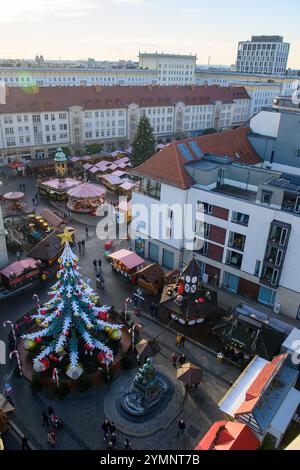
<box><xmin>136</xmin><ymin>263</ymin><xmax>164</xmax><ymax>295</ymax></box>
<box><xmin>0</xmin><ymin>258</ymin><xmax>41</xmax><ymax>290</ymax></box>
<box><xmin>108</xmin><ymin>249</ymin><xmax>145</xmax><ymax>280</ymax></box>
<box><xmin>27</xmin><ymin>231</ymin><xmax>65</xmax><ymax>266</ymax></box>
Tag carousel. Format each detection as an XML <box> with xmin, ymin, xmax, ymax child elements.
<box><xmin>3</xmin><ymin>191</ymin><xmax>25</xmax><ymax>211</ymax></box>
<box><xmin>67</xmin><ymin>183</ymin><xmax>106</xmax><ymax>214</ymax></box>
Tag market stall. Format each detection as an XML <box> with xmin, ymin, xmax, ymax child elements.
<box><xmin>0</xmin><ymin>258</ymin><xmax>41</xmax><ymax>290</ymax></box>
<box><xmin>67</xmin><ymin>182</ymin><xmax>106</xmax><ymax>214</ymax></box>
<box><xmin>108</xmin><ymin>249</ymin><xmax>145</xmax><ymax>280</ymax></box>
<box><xmin>136</xmin><ymin>263</ymin><xmax>164</xmax><ymax>295</ymax></box>
<box><xmin>27</xmin><ymin>231</ymin><xmax>65</xmax><ymax>266</ymax></box>
<box><xmin>99</xmin><ymin>174</ymin><xmax>123</xmax><ymax>192</ymax></box>
<box><xmin>38</xmin><ymin>177</ymin><xmax>82</xmax><ymax>201</ymax></box>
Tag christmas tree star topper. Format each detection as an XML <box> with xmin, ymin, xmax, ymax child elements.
<box><xmin>58</xmin><ymin>228</ymin><xmax>74</xmax><ymax>245</ymax></box>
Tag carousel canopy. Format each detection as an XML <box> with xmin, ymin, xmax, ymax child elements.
<box><xmin>109</xmin><ymin>249</ymin><xmax>144</xmax><ymax>270</ymax></box>
<box><xmin>3</xmin><ymin>191</ymin><xmax>24</xmax><ymax>200</ymax></box>
<box><xmin>67</xmin><ymin>182</ymin><xmax>106</xmax><ymax>199</ymax></box>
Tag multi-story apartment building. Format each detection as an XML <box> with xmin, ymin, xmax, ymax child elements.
<box><xmin>139</xmin><ymin>52</ymin><xmax>196</xmax><ymax>85</ymax></box>
<box><xmin>236</xmin><ymin>36</ymin><xmax>290</xmax><ymax>76</ymax></box>
<box><xmin>0</xmin><ymin>85</ymin><xmax>250</xmax><ymax>164</ymax></box>
<box><xmin>0</xmin><ymin>67</ymin><xmax>159</xmax><ymax>88</ymax></box>
<box><xmin>195</xmin><ymin>69</ymin><xmax>298</xmax><ymax>117</ymax></box>
<box><xmin>131</xmin><ymin>128</ymin><xmax>300</xmax><ymax>320</ymax></box>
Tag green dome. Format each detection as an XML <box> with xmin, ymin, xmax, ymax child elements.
<box><xmin>55</xmin><ymin>147</ymin><xmax>67</xmax><ymax>162</ymax></box>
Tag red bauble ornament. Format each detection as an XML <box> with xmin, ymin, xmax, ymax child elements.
<box><xmin>98</xmin><ymin>311</ymin><xmax>108</xmax><ymax>321</ymax></box>
<box><xmin>35</xmin><ymin>337</ymin><xmax>43</xmax><ymax>344</ymax></box>
<box><xmin>41</xmin><ymin>309</ymin><xmax>47</xmax><ymax>315</ymax></box>
<box><xmin>64</xmin><ymin>330</ymin><xmax>69</xmax><ymax>336</ymax></box>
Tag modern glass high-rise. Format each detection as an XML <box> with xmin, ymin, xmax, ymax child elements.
<box><xmin>236</xmin><ymin>36</ymin><xmax>290</xmax><ymax>76</ymax></box>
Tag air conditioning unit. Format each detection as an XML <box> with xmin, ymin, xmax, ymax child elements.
<box><xmin>274</xmin><ymin>303</ymin><xmax>281</xmax><ymax>315</ymax></box>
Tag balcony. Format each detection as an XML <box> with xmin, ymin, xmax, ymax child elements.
<box><xmin>268</xmin><ymin>225</ymin><xmax>289</xmax><ymax>247</ymax></box>
<box><xmin>282</xmin><ymin>194</ymin><xmax>300</xmax><ymax>214</ymax></box>
<box><xmin>226</xmin><ymin>250</ymin><xmax>243</xmax><ymax>269</ymax></box>
<box><xmin>260</xmin><ymin>266</ymin><xmax>279</xmax><ymax>288</ymax></box>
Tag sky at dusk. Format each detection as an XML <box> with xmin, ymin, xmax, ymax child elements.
<box><xmin>1</xmin><ymin>0</ymin><xmax>299</xmax><ymax>68</ymax></box>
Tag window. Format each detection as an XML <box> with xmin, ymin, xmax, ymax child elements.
<box><xmin>232</xmin><ymin>211</ymin><xmax>249</xmax><ymax>226</ymax></box>
<box><xmin>200</xmin><ymin>241</ymin><xmax>208</xmax><ymax>256</ymax></box>
<box><xmin>197</xmin><ymin>201</ymin><xmax>212</xmax><ymax>214</ymax></box>
<box><xmin>226</xmin><ymin>250</ymin><xmax>243</xmax><ymax>269</ymax></box>
<box><xmin>261</xmin><ymin>190</ymin><xmax>272</xmax><ymax>205</ymax></box>
<box><xmin>254</xmin><ymin>260</ymin><xmax>261</xmax><ymax>277</ymax></box>
<box><xmin>204</xmin><ymin>223</ymin><xmax>210</xmax><ymax>239</ymax></box>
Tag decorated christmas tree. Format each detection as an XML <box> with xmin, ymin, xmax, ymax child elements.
<box><xmin>23</xmin><ymin>229</ymin><xmax>122</xmax><ymax>380</ymax></box>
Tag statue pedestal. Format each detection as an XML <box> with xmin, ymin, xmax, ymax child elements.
<box><xmin>122</xmin><ymin>374</ymin><xmax>169</xmax><ymax>416</ymax></box>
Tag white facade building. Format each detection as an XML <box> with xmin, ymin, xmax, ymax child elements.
<box><xmin>195</xmin><ymin>69</ymin><xmax>298</xmax><ymax>118</ymax></box>
<box><xmin>0</xmin><ymin>67</ymin><xmax>159</xmax><ymax>88</ymax></box>
<box><xmin>0</xmin><ymin>85</ymin><xmax>250</xmax><ymax>164</ymax></box>
<box><xmin>139</xmin><ymin>52</ymin><xmax>196</xmax><ymax>85</ymax></box>
<box><xmin>236</xmin><ymin>36</ymin><xmax>290</xmax><ymax>76</ymax></box>
<box><xmin>131</xmin><ymin>131</ymin><xmax>300</xmax><ymax>320</ymax></box>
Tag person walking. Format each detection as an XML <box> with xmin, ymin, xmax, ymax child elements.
<box><xmin>110</xmin><ymin>432</ymin><xmax>117</xmax><ymax>449</ymax></box>
<box><xmin>180</xmin><ymin>335</ymin><xmax>186</xmax><ymax>349</ymax></box>
<box><xmin>149</xmin><ymin>302</ymin><xmax>155</xmax><ymax>317</ymax></box>
<box><xmin>171</xmin><ymin>352</ymin><xmax>178</xmax><ymax>368</ymax></box>
<box><xmin>178</xmin><ymin>354</ymin><xmax>186</xmax><ymax>366</ymax></box>
<box><xmin>47</xmin><ymin>431</ymin><xmax>56</xmax><ymax>449</ymax></box>
<box><xmin>93</xmin><ymin>259</ymin><xmax>97</xmax><ymax>270</ymax></box>
<box><xmin>124</xmin><ymin>438</ymin><xmax>132</xmax><ymax>450</ymax></box>
<box><xmin>107</xmin><ymin>441</ymin><xmax>114</xmax><ymax>451</ymax></box>
<box><xmin>177</xmin><ymin>420</ymin><xmax>186</xmax><ymax>437</ymax></box>
<box><xmin>85</xmin><ymin>227</ymin><xmax>89</xmax><ymax>238</ymax></box>
<box><xmin>81</xmin><ymin>239</ymin><xmax>86</xmax><ymax>251</ymax></box>
<box><xmin>21</xmin><ymin>437</ymin><xmax>29</xmax><ymax>450</ymax></box>
<box><xmin>109</xmin><ymin>422</ymin><xmax>116</xmax><ymax>434</ymax></box>
<box><xmin>101</xmin><ymin>419</ymin><xmax>110</xmax><ymax>440</ymax></box>
<box><xmin>42</xmin><ymin>411</ymin><xmax>49</xmax><ymax>427</ymax></box>
<box><xmin>98</xmin><ymin>259</ymin><xmax>102</xmax><ymax>271</ymax></box>
<box><xmin>78</xmin><ymin>240</ymin><xmax>82</xmax><ymax>252</ymax></box>
<box><xmin>48</xmin><ymin>405</ymin><xmax>54</xmax><ymax>419</ymax></box>
<box><xmin>176</xmin><ymin>333</ymin><xmax>182</xmax><ymax>348</ymax></box>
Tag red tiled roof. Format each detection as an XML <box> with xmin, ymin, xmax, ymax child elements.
<box><xmin>195</xmin><ymin>421</ymin><xmax>260</xmax><ymax>451</ymax></box>
<box><xmin>132</xmin><ymin>127</ymin><xmax>261</xmax><ymax>190</ymax></box>
<box><xmin>235</xmin><ymin>354</ymin><xmax>288</xmax><ymax>415</ymax></box>
<box><xmin>0</xmin><ymin>85</ymin><xmax>249</xmax><ymax>113</ymax></box>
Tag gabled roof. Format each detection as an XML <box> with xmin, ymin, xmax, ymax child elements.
<box><xmin>0</xmin><ymin>85</ymin><xmax>249</xmax><ymax>113</ymax></box>
<box><xmin>195</xmin><ymin>421</ymin><xmax>260</xmax><ymax>451</ymax></box>
<box><xmin>236</xmin><ymin>354</ymin><xmax>288</xmax><ymax>415</ymax></box>
<box><xmin>132</xmin><ymin>127</ymin><xmax>261</xmax><ymax>189</ymax></box>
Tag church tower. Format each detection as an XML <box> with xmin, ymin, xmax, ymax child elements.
<box><xmin>54</xmin><ymin>147</ymin><xmax>68</xmax><ymax>177</ymax></box>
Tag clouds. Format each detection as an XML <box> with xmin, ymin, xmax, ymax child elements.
<box><xmin>0</xmin><ymin>0</ymin><xmax>95</xmax><ymax>23</ymax></box>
